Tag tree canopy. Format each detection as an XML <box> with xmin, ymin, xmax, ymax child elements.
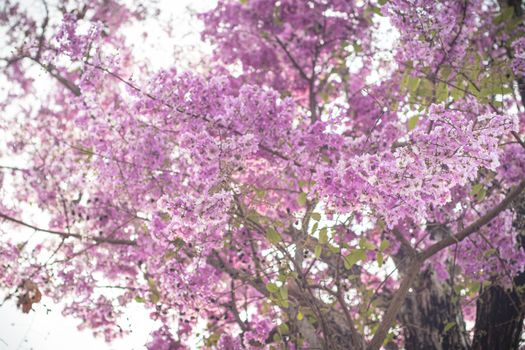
<box><xmin>1</xmin><ymin>0</ymin><xmax>525</xmax><ymax>349</ymax></box>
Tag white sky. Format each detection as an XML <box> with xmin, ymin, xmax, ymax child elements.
<box><xmin>0</xmin><ymin>300</ymin><xmax>156</xmax><ymax>350</ymax></box>
<box><xmin>0</xmin><ymin>1</ymin><xmax>215</xmax><ymax>349</ymax></box>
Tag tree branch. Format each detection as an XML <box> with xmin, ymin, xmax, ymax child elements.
<box><xmin>273</xmin><ymin>35</ymin><xmax>310</xmax><ymax>82</ymax></box>
<box><xmin>367</xmin><ymin>259</ymin><xmax>422</xmax><ymax>350</ymax></box>
<box><xmin>0</xmin><ymin>212</ymin><xmax>136</xmax><ymax>246</ymax></box>
<box><xmin>207</xmin><ymin>251</ymin><xmax>268</xmax><ymax>297</ymax></box>
<box><xmin>30</xmin><ymin>57</ymin><xmax>81</xmax><ymax>96</ymax></box>
<box><xmin>421</xmin><ymin>179</ymin><xmax>525</xmax><ymax>261</ymax></box>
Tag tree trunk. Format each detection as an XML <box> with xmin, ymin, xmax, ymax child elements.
<box><xmin>399</xmin><ymin>268</ymin><xmax>471</xmax><ymax>350</ymax></box>
<box><xmin>471</xmin><ymin>284</ymin><xmax>524</xmax><ymax>350</ymax></box>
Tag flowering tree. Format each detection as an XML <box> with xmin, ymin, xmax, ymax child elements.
<box><xmin>1</xmin><ymin>0</ymin><xmax>525</xmax><ymax>349</ymax></box>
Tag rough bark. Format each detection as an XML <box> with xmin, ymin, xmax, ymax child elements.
<box><xmin>471</xmin><ymin>284</ymin><xmax>524</xmax><ymax>350</ymax></box>
<box><xmin>325</xmin><ymin>312</ymin><xmax>366</xmax><ymax>350</ymax></box>
<box><xmin>399</xmin><ymin>268</ymin><xmax>470</xmax><ymax>350</ymax></box>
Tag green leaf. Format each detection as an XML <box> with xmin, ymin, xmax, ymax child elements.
<box><xmin>484</xmin><ymin>248</ymin><xmax>498</xmax><ymax>257</ymax></box>
<box><xmin>471</xmin><ymin>183</ymin><xmax>483</xmax><ymax>195</ymax></box>
<box><xmin>134</xmin><ymin>296</ymin><xmax>145</xmax><ymax>303</ymax></box>
<box><xmin>439</xmin><ymin>66</ymin><xmax>452</xmax><ymax>80</ymax></box>
<box><xmin>418</xmin><ymin>79</ymin><xmax>433</xmax><ymax>97</ymax></box>
<box><xmin>471</xmin><ymin>183</ymin><xmax>486</xmax><ymax>201</ymax></box>
<box><xmin>297</xmin><ymin>310</ymin><xmax>304</xmax><ymax>321</ymax></box>
<box><xmin>383</xmin><ymin>332</ymin><xmax>395</xmax><ymax>345</ymax></box>
<box><xmin>451</xmin><ymin>87</ymin><xmax>465</xmax><ymax>100</ymax></box>
<box><xmin>443</xmin><ymin>321</ymin><xmax>456</xmax><ymax>334</ymax></box>
<box><xmin>498</xmin><ymin>86</ymin><xmax>514</xmax><ymax>96</ymax></box>
<box><xmin>359</xmin><ymin>238</ymin><xmax>375</xmax><ymax>250</ymax></box>
<box><xmin>493</xmin><ymin>7</ymin><xmax>514</xmax><ymax>25</ymax></box>
<box><xmin>436</xmin><ymin>82</ymin><xmax>448</xmax><ymax>102</ymax></box>
<box><xmin>246</xmin><ymin>210</ymin><xmax>260</xmax><ymax>223</ymax></box>
<box><xmin>278</xmin><ymin>323</ymin><xmax>290</xmax><ymax>335</ymax></box>
<box><xmin>314</xmin><ymin>244</ymin><xmax>322</xmax><ymax>259</ymax></box>
<box><xmin>328</xmin><ymin>244</ymin><xmax>340</xmax><ymax>254</ymax></box>
<box><xmin>369</xmin><ymin>5</ymin><xmax>383</xmax><ymax>16</ymax></box>
<box><xmin>451</xmin><ymin>75</ymin><xmax>466</xmax><ymax>100</ymax></box>
<box><xmin>380</xmin><ymin>239</ymin><xmax>390</xmax><ymax>251</ymax></box>
<box><xmin>298</xmin><ymin>192</ymin><xmax>308</xmax><ymax>206</ymax></box>
<box><xmin>319</xmin><ymin>90</ymin><xmax>330</xmax><ymax>103</ymax></box>
<box><xmin>279</xmin><ymin>286</ymin><xmax>288</xmax><ymax>300</ymax></box>
<box><xmin>467</xmin><ymin>281</ymin><xmax>481</xmax><ymax>297</ymax></box>
<box><xmin>163</xmin><ymin>250</ymin><xmax>177</xmax><ymax>261</ymax></box>
<box><xmin>319</xmin><ymin>228</ymin><xmax>328</xmax><ymax>244</ymax></box>
<box><xmin>159</xmin><ymin>212</ymin><xmax>171</xmax><ymax>222</ymax></box>
<box><xmin>147</xmin><ymin>278</ymin><xmax>161</xmax><ymax>304</ymax></box>
<box><xmin>311</xmin><ymin>212</ymin><xmax>321</xmax><ymax>221</ymax></box>
<box><xmin>206</xmin><ymin>332</ymin><xmax>221</xmax><ymax>346</ymax></box>
<box><xmin>508</xmin><ymin>16</ymin><xmax>523</xmax><ymax>30</ymax></box>
<box><xmin>311</xmin><ymin>222</ymin><xmax>319</xmax><ymax>235</ymax></box>
<box><xmin>377</xmin><ymin>252</ymin><xmax>384</xmax><ymax>267</ymax></box>
<box><xmin>344</xmin><ymin>249</ymin><xmax>366</xmax><ymax>270</ymax></box>
<box><xmin>266</xmin><ymin>227</ymin><xmax>282</xmax><ymax>244</ymax></box>
<box><xmin>150</xmin><ymin>291</ymin><xmax>160</xmax><ymax>304</ymax></box>
<box><xmin>266</xmin><ymin>283</ymin><xmax>279</xmax><ymax>293</ymax></box>
<box><xmin>467</xmin><ymin>81</ymin><xmax>481</xmax><ymax>98</ymax></box>
<box><xmin>407</xmin><ymin>76</ymin><xmax>420</xmax><ymax>94</ymax></box>
<box><xmin>407</xmin><ymin>115</ymin><xmax>419</xmax><ymax>130</ymax></box>
<box><xmin>400</xmin><ymin>71</ymin><xmax>410</xmax><ymax>92</ymax></box>
<box><xmin>171</xmin><ymin>237</ymin><xmax>185</xmax><ymax>249</ymax></box>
